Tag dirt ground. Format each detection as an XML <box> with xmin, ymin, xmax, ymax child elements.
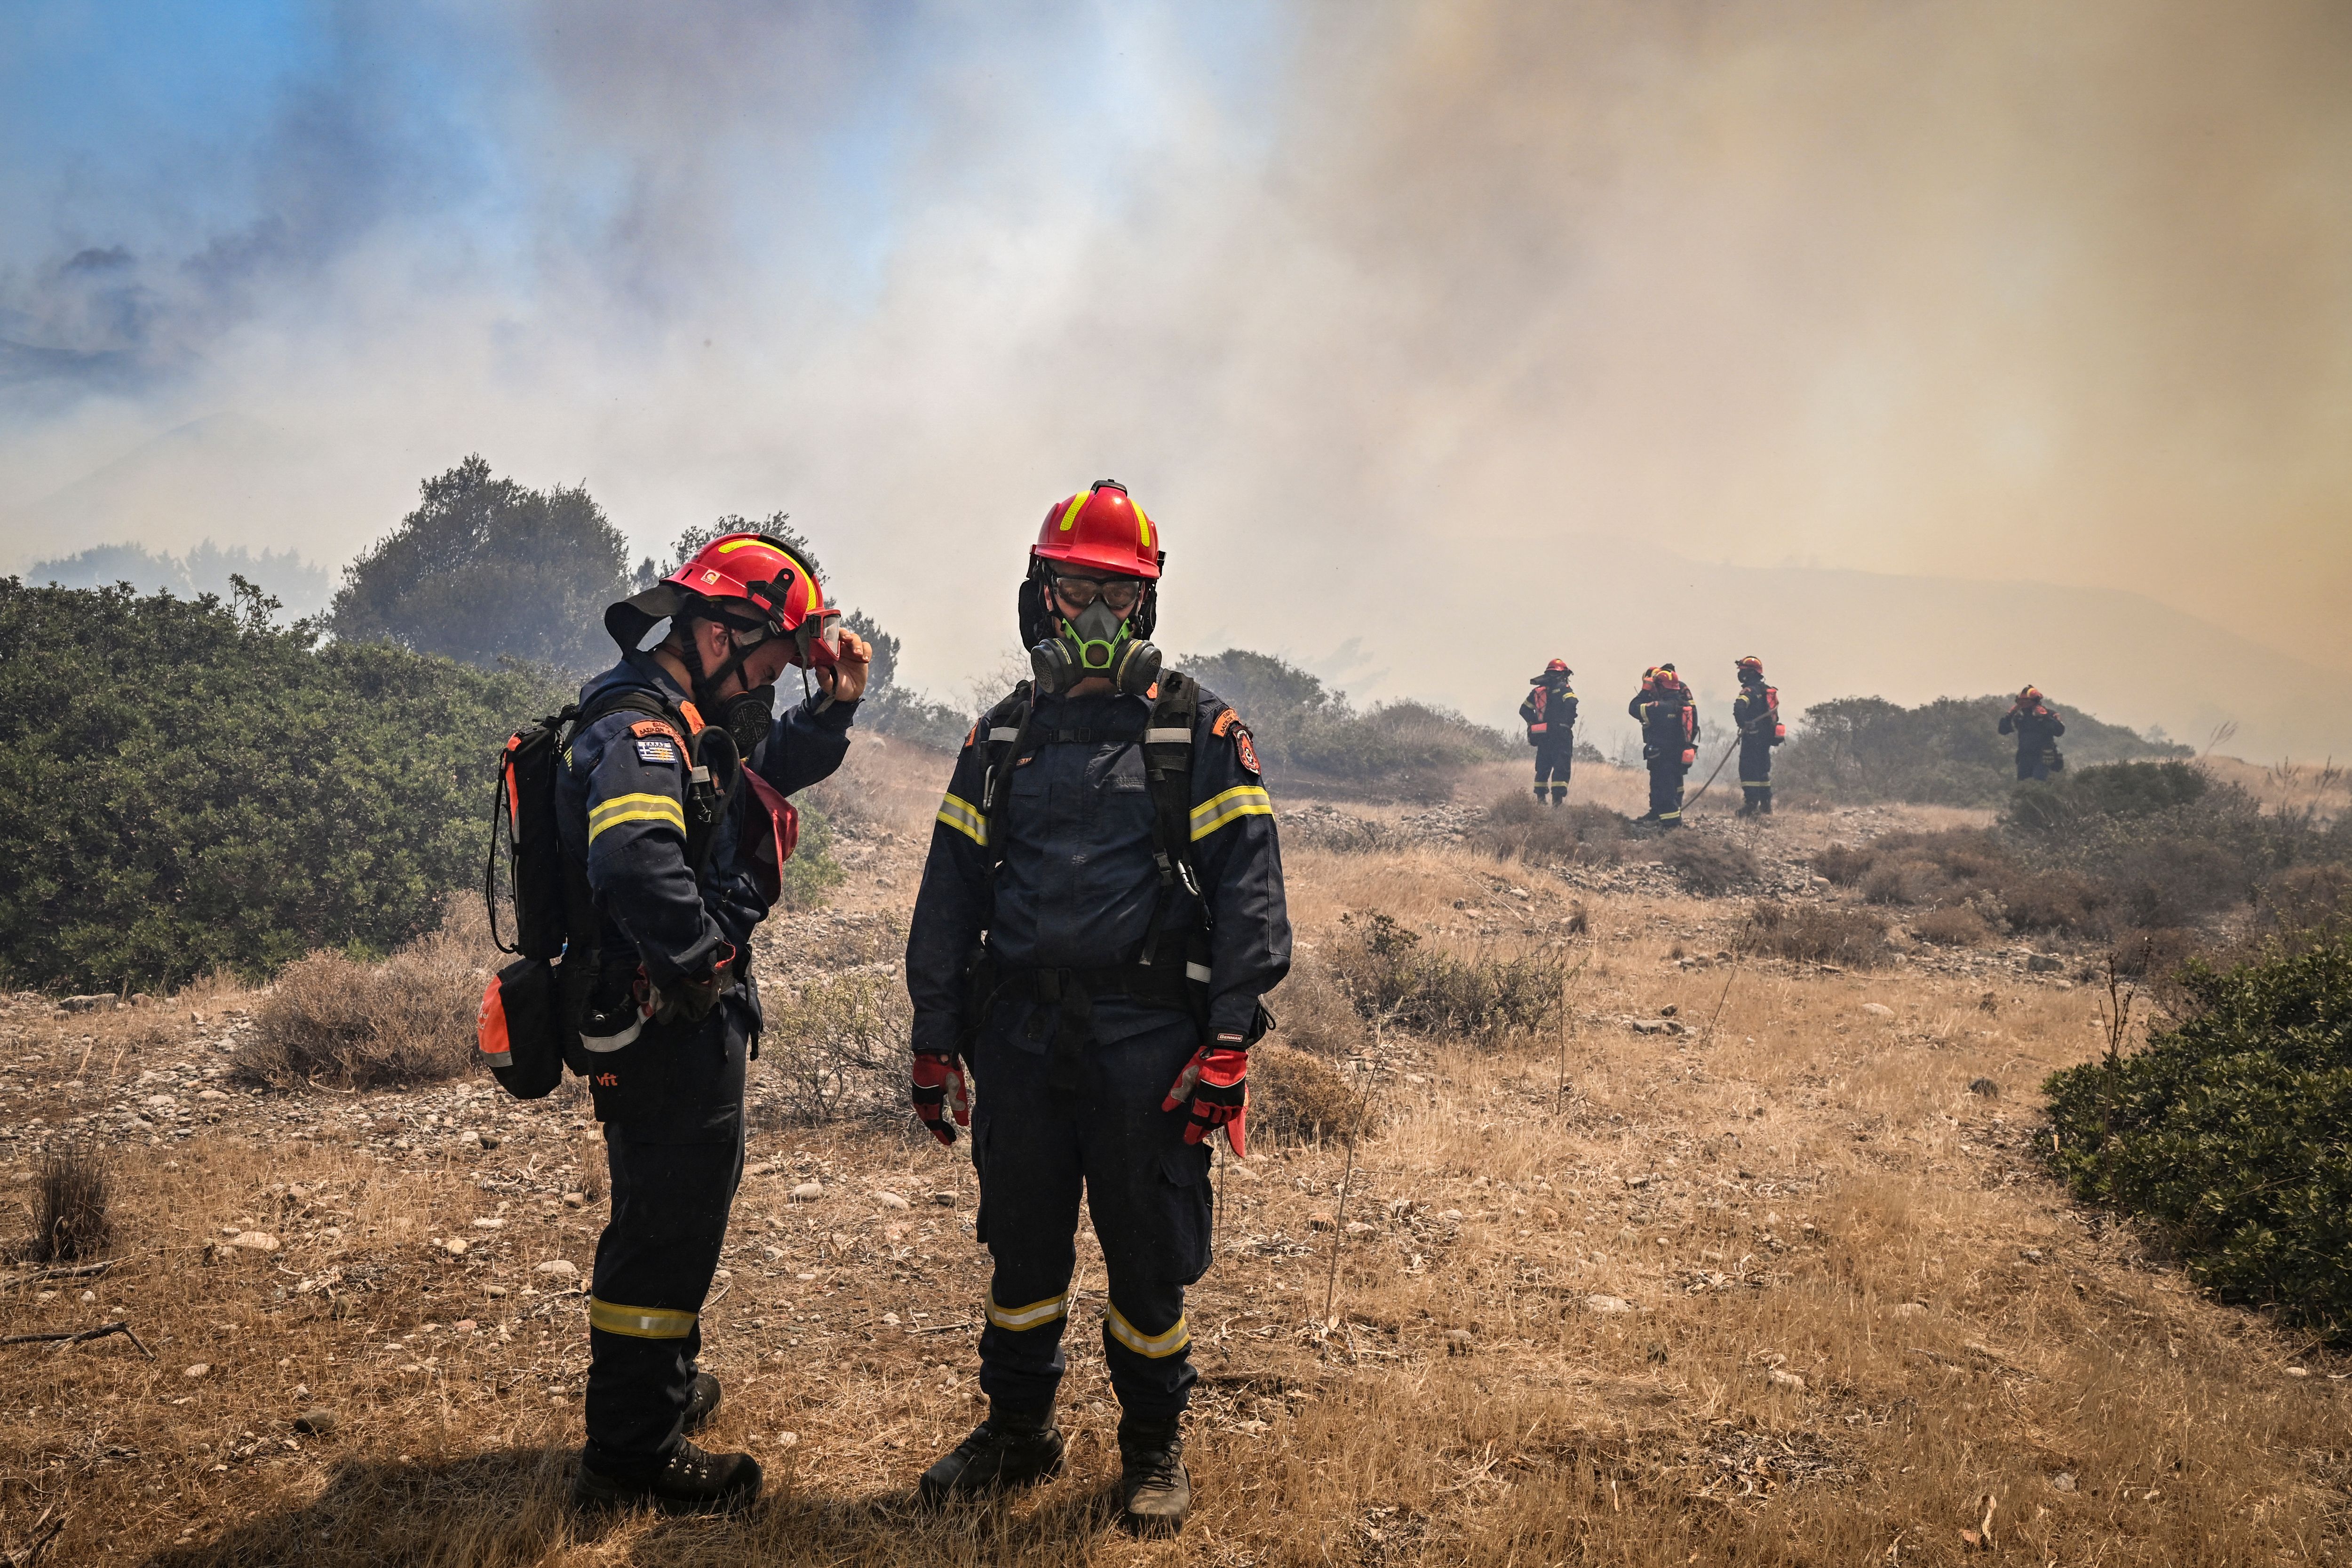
<box><xmin>2</xmin><ymin>740</ymin><xmax>2346</xmax><ymax>1566</ymax></box>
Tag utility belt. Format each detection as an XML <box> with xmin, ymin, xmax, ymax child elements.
<box><xmin>965</xmin><ymin>931</ymin><xmax>1211</xmax><ymax>1095</ymax></box>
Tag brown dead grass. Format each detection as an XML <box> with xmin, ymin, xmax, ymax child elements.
<box><xmin>236</xmin><ymin>900</ymin><xmax>493</xmax><ymax>1090</ymax></box>
<box><xmin>1</xmin><ymin>819</ymin><xmax>2347</xmax><ymax>1564</ymax></box>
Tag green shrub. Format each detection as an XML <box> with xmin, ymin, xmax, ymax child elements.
<box><xmin>2044</xmin><ymin>935</ymin><xmax>2352</xmax><ymax>1339</ymax></box>
<box><xmin>0</xmin><ymin>579</ymin><xmax>568</xmax><ymax>992</ymax></box>
<box><xmin>1184</xmin><ymin>649</ymin><xmax>1515</xmax><ymax>802</ymax></box>
<box><xmin>1326</xmin><ymin>912</ymin><xmax>1563</xmax><ymax>1038</ymax></box>
<box><xmin>777</xmin><ymin>805</ymin><xmax>847</xmax><ymax>911</ymax></box>
<box><xmin>1777</xmin><ymin>695</ymin><xmax>2187</xmax><ymax>807</ymax></box>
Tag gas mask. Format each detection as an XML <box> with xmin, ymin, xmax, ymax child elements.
<box><xmin>717</xmin><ymin>684</ymin><xmax>777</xmax><ymax>754</ymax></box>
<box><xmin>1030</xmin><ymin>599</ymin><xmax>1161</xmax><ymax>696</ymax></box>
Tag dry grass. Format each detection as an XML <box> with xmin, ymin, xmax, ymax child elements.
<box><xmin>3</xmin><ymin>811</ymin><xmax>2349</xmax><ymax>1564</ymax></box>
<box><xmin>1743</xmin><ymin>900</ymin><xmax>1891</xmax><ymax>968</ymax></box>
<box><xmin>1249</xmin><ymin>1043</ymin><xmax>1377</xmax><ymax>1146</ymax></box>
<box><xmin>26</xmin><ymin>1143</ymin><xmax>112</xmax><ymax>1263</ymax></box>
<box><xmin>236</xmin><ymin>901</ymin><xmax>492</xmax><ymax>1090</ymax></box>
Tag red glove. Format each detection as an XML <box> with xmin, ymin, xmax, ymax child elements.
<box><xmin>1163</xmin><ymin>1041</ymin><xmax>1249</xmax><ymax>1156</ymax></box>
<box><xmin>910</xmin><ymin>1052</ymin><xmax>970</xmax><ymax>1146</ymax></box>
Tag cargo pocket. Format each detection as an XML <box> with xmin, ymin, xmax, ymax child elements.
<box><xmin>1159</xmin><ymin>1141</ymin><xmax>1214</xmax><ymax>1286</ymax></box>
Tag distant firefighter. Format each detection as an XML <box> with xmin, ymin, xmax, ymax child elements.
<box><xmin>1518</xmin><ymin>659</ymin><xmax>1578</xmax><ymax>806</ymax></box>
<box><xmin>1999</xmin><ymin>686</ymin><xmax>2066</xmax><ymax>781</ymax></box>
<box><xmin>1628</xmin><ymin>663</ymin><xmax>1698</xmax><ymax>827</ymax></box>
<box><xmin>1732</xmin><ymin>656</ymin><xmax>1785</xmax><ymax>816</ymax></box>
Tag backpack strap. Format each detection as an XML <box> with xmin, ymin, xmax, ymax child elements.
<box><xmin>1137</xmin><ymin>673</ymin><xmax>1208</xmax><ymax>972</ymax></box>
<box><xmin>977</xmin><ymin>680</ymin><xmax>1036</xmax><ymax>875</ymax></box>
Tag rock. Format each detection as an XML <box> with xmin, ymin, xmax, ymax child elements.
<box><xmin>294</xmin><ymin>1409</ymin><xmax>338</xmax><ymax>1435</ymax></box>
<box><xmin>478</xmin><ymin>1134</ymin><xmax>501</xmax><ymax>1151</ymax></box>
<box><xmin>1969</xmin><ymin>1077</ymin><xmax>2000</xmax><ymax>1098</ymax></box>
<box><xmin>932</xmin><ymin>1191</ymin><xmax>959</xmax><ymax>1207</ymax></box>
<box><xmin>875</xmin><ymin>1191</ymin><xmax>910</xmax><ymax>1210</ymax></box>
<box><xmin>1629</xmin><ymin>1019</ymin><xmax>1668</xmax><ymax>1035</ymax></box>
<box><xmin>1624</xmin><ymin>1173</ymin><xmax>1649</xmax><ymax>1188</ymax></box>
<box><xmin>534</xmin><ymin>1259</ymin><xmax>579</xmax><ymax>1280</ymax></box>
<box><xmin>2286</xmin><ymin>1365</ymin><xmax>2311</xmax><ymax>1378</ymax></box>
<box><xmin>442</xmin><ymin>1237</ymin><xmax>468</xmax><ymax>1256</ymax></box>
<box><xmin>1438</xmin><ymin>1209</ymin><xmax>1465</xmax><ymax>1223</ymax></box>
<box><xmin>562</xmin><ymin>1192</ymin><xmax>586</xmax><ymax>1208</ymax></box>
<box><xmin>452</xmin><ymin>1320</ymin><xmax>477</xmax><ymax>1333</ymax></box>
<box><xmin>1861</xmin><ymin>1003</ymin><xmax>1895</xmax><ymax>1018</ymax></box>
<box><xmin>183</xmin><ymin>1363</ymin><xmax>210</xmax><ymax>1378</ymax></box>
<box><xmin>789</xmin><ymin>1182</ymin><xmax>824</xmax><ymax>1202</ymax></box>
<box><xmin>197</xmin><ymin>1089</ymin><xmax>228</xmax><ymax>1102</ymax></box>
<box><xmin>1446</xmin><ymin>1329</ymin><xmax>1475</xmax><ymax>1355</ymax></box>
<box><xmin>1345</xmin><ymin>1220</ymin><xmax>1375</xmax><ymax>1236</ymax></box>
<box><xmin>485</xmin><ymin>1285</ymin><xmax>509</xmax><ymax>1298</ymax></box>
<box><xmin>2050</xmin><ymin>1471</ymin><xmax>2077</xmax><ymax>1492</ymax></box>
<box><xmin>1659</xmin><ymin>1003</ymin><xmax>1679</xmax><ymax>1018</ymax></box>
<box><xmin>1767</xmin><ymin>1368</ymin><xmax>1806</xmax><ymax>1391</ymax></box>
<box><xmin>471</xmin><ymin>1218</ymin><xmax>504</xmax><ymax>1230</ymax></box>
<box><xmin>59</xmin><ymin>995</ymin><xmax>115</xmax><ymax>1013</ymax></box>
<box><xmin>881</xmin><ymin>1313</ymin><xmax>900</xmax><ymax>1326</ymax></box>
<box><xmin>229</xmin><ymin>1231</ymin><xmax>279</xmax><ymax>1252</ymax></box>
<box><xmin>2026</xmin><ymin>954</ymin><xmax>2063</xmax><ymax>972</ymax></box>
<box><xmin>1585</xmin><ymin>1295</ymin><xmax>1635</xmax><ymax>1314</ymax></box>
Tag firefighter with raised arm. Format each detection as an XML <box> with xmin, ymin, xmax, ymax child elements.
<box><xmin>559</xmin><ymin>534</ymin><xmax>869</xmax><ymax>1513</ymax></box>
<box><xmin>2000</xmin><ymin>685</ymin><xmax>2066</xmax><ymax>780</ymax></box>
<box><xmin>1731</xmin><ymin>656</ymin><xmax>1784</xmax><ymax>816</ymax></box>
<box><xmin>902</xmin><ymin>481</ymin><xmax>1292</xmax><ymax>1534</ymax></box>
<box><xmin>1629</xmin><ymin>663</ymin><xmax>1698</xmax><ymax>826</ymax></box>
<box><xmin>1519</xmin><ymin>659</ymin><xmax>1578</xmax><ymax>806</ymax></box>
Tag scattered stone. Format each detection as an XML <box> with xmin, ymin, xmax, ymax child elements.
<box><xmin>2026</xmin><ymin>954</ymin><xmax>2063</xmax><ymax>973</ymax></box>
<box><xmin>2286</xmin><ymin>1366</ymin><xmax>2312</xmax><ymax>1378</ymax></box>
<box><xmin>1659</xmin><ymin>1003</ymin><xmax>1679</xmax><ymax>1018</ymax></box>
<box><xmin>875</xmin><ymin>1191</ymin><xmax>910</xmax><ymax>1210</ymax></box>
<box><xmin>453</xmin><ymin>1320</ymin><xmax>477</xmax><ymax>1333</ymax></box>
<box><xmin>790</xmin><ymin>1182</ymin><xmax>825</xmax><ymax>1202</ymax></box>
<box><xmin>183</xmin><ymin>1363</ymin><xmax>210</xmax><ymax>1379</ymax></box>
<box><xmin>1861</xmin><ymin>1003</ymin><xmax>1895</xmax><ymax>1018</ymax></box>
<box><xmin>229</xmin><ymin>1231</ymin><xmax>279</xmax><ymax>1252</ymax></box>
<box><xmin>294</xmin><ymin>1409</ymin><xmax>338</xmax><ymax>1435</ymax></box>
<box><xmin>1345</xmin><ymin>1220</ymin><xmax>1374</xmax><ymax>1236</ymax></box>
<box><xmin>485</xmin><ymin>1285</ymin><xmax>509</xmax><ymax>1299</ymax></box>
<box><xmin>1437</xmin><ymin>1209</ymin><xmax>1465</xmax><ymax>1224</ymax></box>
<box><xmin>1969</xmin><ymin>1077</ymin><xmax>2000</xmax><ymax>1098</ymax></box>
<box><xmin>58</xmin><ymin>995</ymin><xmax>115</xmax><ymax>1013</ymax></box>
<box><xmin>1585</xmin><ymin>1295</ymin><xmax>1635</xmax><ymax>1314</ymax></box>
<box><xmin>932</xmin><ymin>1192</ymin><xmax>959</xmax><ymax>1207</ymax></box>
<box><xmin>1767</xmin><ymin>1368</ymin><xmax>1806</xmax><ymax>1391</ymax></box>
<box><xmin>534</xmin><ymin>1260</ymin><xmax>579</xmax><ymax>1280</ymax></box>
<box><xmin>882</xmin><ymin>1313</ymin><xmax>900</xmax><ymax>1326</ymax></box>
<box><xmin>562</xmin><ymin>1192</ymin><xmax>586</xmax><ymax>1208</ymax></box>
<box><xmin>1446</xmin><ymin>1329</ymin><xmax>1475</xmax><ymax>1355</ymax></box>
<box><xmin>441</xmin><ymin>1237</ymin><xmax>468</xmax><ymax>1257</ymax></box>
<box><xmin>470</xmin><ymin>1218</ymin><xmax>505</xmax><ymax>1230</ymax></box>
<box><xmin>2050</xmin><ymin>1472</ymin><xmax>2077</xmax><ymax>1492</ymax></box>
<box><xmin>1624</xmin><ymin>1174</ymin><xmax>1649</xmax><ymax>1188</ymax></box>
<box><xmin>196</xmin><ymin>1089</ymin><xmax>227</xmax><ymax>1102</ymax></box>
<box><xmin>478</xmin><ymin>1134</ymin><xmax>501</xmax><ymax>1151</ymax></box>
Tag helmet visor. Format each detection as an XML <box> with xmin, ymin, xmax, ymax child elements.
<box><xmin>792</xmin><ymin>607</ymin><xmax>842</xmax><ymax>668</ymax></box>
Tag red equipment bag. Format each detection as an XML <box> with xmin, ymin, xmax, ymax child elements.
<box><xmin>477</xmin><ymin>958</ymin><xmax>565</xmax><ymax>1100</ymax></box>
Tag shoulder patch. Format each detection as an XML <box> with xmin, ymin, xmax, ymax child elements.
<box><xmin>1211</xmin><ymin>708</ymin><xmax>1239</xmax><ymax>737</ymax></box>
<box><xmin>964</xmin><ymin>722</ymin><xmax>978</xmax><ymax>749</ymax></box>
<box><xmin>634</xmin><ymin>737</ymin><xmax>680</xmax><ymax>765</ymax></box>
<box><xmin>630</xmin><ymin>718</ymin><xmax>684</xmax><ymax>745</ymax></box>
<box><xmin>1232</xmin><ymin>724</ymin><xmax>1261</xmax><ymax>778</ymax></box>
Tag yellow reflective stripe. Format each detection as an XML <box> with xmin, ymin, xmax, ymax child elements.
<box><xmin>1133</xmin><ymin>499</ymin><xmax>1153</xmax><ymax>548</ymax></box>
<box><xmin>1188</xmin><ymin>784</ymin><xmax>1273</xmax><ymax>842</ymax></box>
<box><xmin>589</xmin><ymin>1297</ymin><xmax>697</xmax><ymax>1339</ymax></box>
<box><xmin>1058</xmin><ymin>493</ymin><xmax>1088</xmax><ymax>532</ymax></box>
<box><xmin>985</xmin><ymin>1290</ymin><xmax>1069</xmax><ymax>1330</ymax></box>
<box><xmin>1103</xmin><ymin>1305</ymin><xmax>1188</xmax><ymax>1359</ymax></box>
<box><xmin>587</xmin><ymin>793</ymin><xmax>685</xmax><ymax>843</ymax></box>
<box><xmin>936</xmin><ymin>791</ymin><xmax>988</xmax><ymax>846</ymax></box>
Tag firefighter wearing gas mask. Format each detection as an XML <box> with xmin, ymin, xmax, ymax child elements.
<box><xmin>1999</xmin><ymin>685</ymin><xmax>2067</xmax><ymax>780</ymax></box>
<box><xmin>1629</xmin><ymin>664</ymin><xmax>1699</xmax><ymax>826</ymax></box>
<box><xmin>1519</xmin><ymin>660</ymin><xmax>1578</xmax><ymax>805</ymax></box>
<box><xmin>903</xmin><ymin>480</ymin><xmax>1292</xmax><ymax>1535</ymax></box>
<box><xmin>1732</xmin><ymin>656</ymin><xmax>1784</xmax><ymax>816</ymax></box>
<box><xmin>560</xmin><ymin>533</ymin><xmax>870</xmax><ymax>1514</ymax></box>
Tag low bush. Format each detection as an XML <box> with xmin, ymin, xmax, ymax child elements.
<box><xmin>2045</xmin><ymin>933</ymin><xmax>2352</xmax><ymax>1340</ymax></box>
<box><xmin>1744</xmin><ymin>901</ymin><xmax>1889</xmax><ymax>967</ymax></box>
<box><xmin>1250</xmin><ymin>1043</ymin><xmax>1378</xmax><ymax>1146</ymax></box>
<box><xmin>1911</xmin><ymin>904</ymin><xmax>1993</xmax><ymax>947</ymax></box>
<box><xmin>757</xmin><ymin>971</ymin><xmax>911</xmax><ymax>1126</ymax></box>
<box><xmin>29</xmin><ymin>1144</ymin><xmax>112</xmax><ymax>1263</ymax></box>
<box><xmin>1325</xmin><ymin>912</ymin><xmax>1564</xmax><ymax>1038</ymax></box>
<box><xmin>1658</xmin><ymin>835</ymin><xmax>1759</xmax><ymax>896</ymax></box>
<box><xmin>1776</xmin><ymin>694</ymin><xmax>2187</xmax><ymax>807</ymax></box>
<box><xmin>1815</xmin><ymin>842</ymin><xmax>1872</xmax><ymax>886</ymax></box>
<box><xmin>1268</xmin><ymin>964</ymin><xmax>1367</xmax><ymax>1058</ymax></box>
<box><xmin>1184</xmin><ymin>650</ymin><xmax>1515</xmax><ymax>803</ymax></box>
<box><xmin>1466</xmin><ymin>792</ymin><xmax>1632</xmax><ymax>866</ymax></box>
<box><xmin>237</xmin><ymin>905</ymin><xmax>488</xmax><ymax>1089</ymax></box>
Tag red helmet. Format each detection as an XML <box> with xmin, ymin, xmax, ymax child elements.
<box><xmin>1533</xmin><ymin>658</ymin><xmax>1570</xmax><ymax>685</ymax></box>
<box><xmin>606</xmin><ymin>531</ymin><xmax>841</xmax><ymax>666</ymax></box>
<box><xmin>1736</xmin><ymin>655</ymin><xmax>1764</xmax><ymax>679</ymax></box>
<box><xmin>2018</xmin><ymin>685</ymin><xmax>2043</xmax><ymax>704</ymax></box>
<box><xmin>1032</xmin><ymin>480</ymin><xmax>1162</xmax><ymax>580</ymax></box>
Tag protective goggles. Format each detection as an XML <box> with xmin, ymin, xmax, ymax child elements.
<box><xmin>717</xmin><ymin>605</ymin><xmax>840</xmax><ymax>669</ymax></box>
<box><xmin>1045</xmin><ymin>571</ymin><xmax>1145</xmax><ymax>615</ymax></box>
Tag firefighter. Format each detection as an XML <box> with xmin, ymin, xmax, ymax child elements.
<box><xmin>1519</xmin><ymin>659</ymin><xmax>1578</xmax><ymax>805</ymax></box>
<box><xmin>1999</xmin><ymin>685</ymin><xmax>2066</xmax><ymax>780</ymax></box>
<box><xmin>1628</xmin><ymin>664</ymin><xmax>1698</xmax><ymax>826</ymax></box>
<box><xmin>1731</xmin><ymin>656</ymin><xmax>1784</xmax><ymax>816</ymax></box>
<box><xmin>561</xmin><ymin>533</ymin><xmax>871</xmax><ymax>1513</ymax></box>
<box><xmin>904</xmin><ymin>480</ymin><xmax>1291</xmax><ymax>1535</ymax></box>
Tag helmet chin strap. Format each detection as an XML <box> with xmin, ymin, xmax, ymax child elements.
<box><xmin>680</xmin><ymin>613</ymin><xmax>759</xmax><ymax>711</ymax></box>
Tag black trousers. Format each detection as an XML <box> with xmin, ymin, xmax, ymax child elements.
<box><xmin>1739</xmin><ymin>736</ymin><xmax>1775</xmax><ymax>810</ymax></box>
<box><xmin>2016</xmin><ymin>749</ymin><xmax>2053</xmax><ymax>781</ymax></box>
<box><xmin>1646</xmin><ymin>756</ymin><xmax>1688</xmax><ymax>821</ymax></box>
<box><xmin>1533</xmin><ymin>740</ymin><xmax>1574</xmax><ymax>797</ymax></box>
<box><xmin>967</xmin><ymin>1007</ymin><xmax>1212</xmax><ymax>1424</ymax></box>
<box><xmin>582</xmin><ymin>1004</ymin><xmax>749</xmax><ymax>1479</ymax></box>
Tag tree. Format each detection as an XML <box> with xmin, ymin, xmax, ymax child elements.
<box><xmin>331</xmin><ymin>455</ymin><xmax>630</xmax><ymax>672</ymax></box>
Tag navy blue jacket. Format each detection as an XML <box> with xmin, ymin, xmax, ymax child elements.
<box><xmin>905</xmin><ymin>683</ymin><xmax>1292</xmax><ymax>1057</ymax></box>
<box><xmin>555</xmin><ymin>653</ymin><xmax>856</xmax><ymax>992</ymax></box>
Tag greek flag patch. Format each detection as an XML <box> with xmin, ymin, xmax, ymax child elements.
<box><xmin>634</xmin><ymin>738</ymin><xmax>679</xmax><ymax>764</ymax></box>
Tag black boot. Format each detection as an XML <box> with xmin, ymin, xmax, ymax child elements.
<box><xmin>682</xmin><ymin>1371</ymin><xmax>720</xmax><ymax>1434</ymax></box>
<box><xmin>918</xmin><ymin>1406</ymin><xmax>1064</xmax><ymax>1504</ymax></box>
<box><xmin>1117</xmin><ymin>1418</ymin><xmax>1191</xmax><ymax>1535</ymax></box>
<box><xmin>572</xmin><ymin>1440</ymin><xmax>762</xmax><ymax>1515</ymax></box>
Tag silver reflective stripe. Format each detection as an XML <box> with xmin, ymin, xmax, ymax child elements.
<box><xmin>1144</xmin><ymin>728</ymin><xmax>1192</xmax><ymax>745</ymax></box>
<box><xmin>1185</xmin><ymin>962</ymin><xmax>1213</xmax><ymax>983</ymax></box>
<box><xmin>988</xmin><ymin>727</ymin><xmax>1021</xmax><ymax>743</ymax></box>
<box><xmin>580</xmin><ymin>1016</ymin><xmax>644</xmax><ymax>1053</ymax></box>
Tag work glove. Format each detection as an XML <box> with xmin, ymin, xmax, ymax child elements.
<box><xmin>910</xmin><ymin>1051</ymin><xmax>970</xmax><ymax>1146</ymax></box>
<box><xmin>1163</xmin><ymin>1040</ymin><xmax>1249</xmax><ymax>1157</ymax></box>
<box><xmin>650</xmin><ymin>945</ymin><xmax>734</xmax><ymax>1026</ymax></box>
